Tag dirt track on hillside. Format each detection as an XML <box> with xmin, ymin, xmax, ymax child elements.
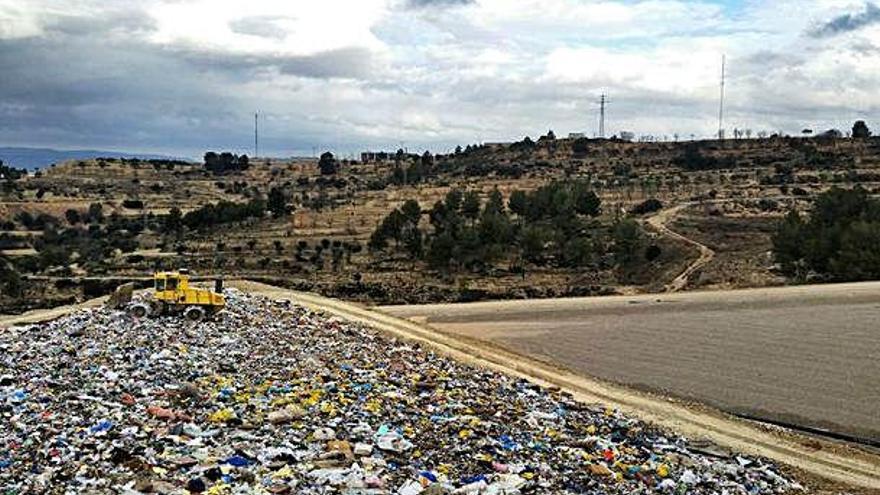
<box><xmin>645</xmin><ymin>202</ymin><xmax>715</xmax><ymax>291</ymax></box>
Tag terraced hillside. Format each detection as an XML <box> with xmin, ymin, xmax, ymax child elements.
<box><xmin>2</xmin><ymin>134</ymin><xmax>880</xmax><ymax>312</ymax></box>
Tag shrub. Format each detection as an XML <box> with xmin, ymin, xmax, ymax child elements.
<box><xmin>630</xmin><ymin>199</ymin><xmax>663</xmax><ymax>215</ymax></box>
<box><xmin>674</xmin><ymin>144</ymin><xmax>735</xmax><ymax>171</ymax></box>
<box><xmin>182</xmin><ymin>199</ymin><xmax>265</xmax><ymax>230</ymax></box>
<box><xmin>204</xmin><ymin>152</ymin><xmax>249</xmax><ymax>174</ymax></box>
<box><xmin>572</xmin><ymin>138</ymin><xmax>590</xmax><ymax>156</ymax></box>
<box><xmin>319</xmin><ymin>152</ymin><xmax>338</xmax><ymax>175</ymax></box>
<box><xmin>645</xmin><ymin>244</ymin><xmax>662</xmax><ymax>261</ymax></box>
<box><xmin>852</xmin><ymin>120</ymin><xmax>871</xmax><ymax>139</ymax></box>
<box><xmin>612</xmin><ymin>219</ymin><xmax>645</xmax><ymax>265</ymax></box>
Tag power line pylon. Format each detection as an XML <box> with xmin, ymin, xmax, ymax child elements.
<box><xmin>254</xmin><ymin>112</ymin><xmax>259</xmax><ymax>158</ymax></box>
<box><xmin>718</xmin><ymin>55</ymin><xmax>725</xmax><ymax>140</ymax></box>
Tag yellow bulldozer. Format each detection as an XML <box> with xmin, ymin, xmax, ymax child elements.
<box><xmin>120</xmin><ymin>270</ymin><xmax>225</xmax><ymax>321</ymax></box>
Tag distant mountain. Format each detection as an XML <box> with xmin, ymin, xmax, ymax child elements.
<box><xmin>0</xmin><ymin>147</ymin><xmax>186</xmax><ymax>170</ymax></box>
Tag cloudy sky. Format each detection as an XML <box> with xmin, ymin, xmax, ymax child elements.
<box><xmin>1</xmin><ymin>0</ymin><xmax>879</xmax><ymax>158</ymax></box>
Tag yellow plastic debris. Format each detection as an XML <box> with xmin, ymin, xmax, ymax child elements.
<box><xmin>208</xmin><ymin>408</ymin><xmax>235</xmax><ymax>423</ymax></box>
<box><xmin>319</xmin><ymin>401</ymin><xmax>337</xmax><ymax>415</ymax></box>
<box><xmin>301</xmin><ymin>389</ymin><xmax>323</xmax><ymax>407</ymax></box>
<box><xmin>272</xmin><ymin>466</ymin><xmax>294</xmax><ymax>479</ymax></box>
<box><xmin>205</xmin><ymin>483</ymin><xmax>230</xmax><ymax>495</ymax></box>
<box><xmin>656</xmin><ymin>463</ymin><xmax>669</xmax><ymax>478</ymax></box>
<box><xmin>364</xmin><ymin>399</ymin><xmax>382</xmax><ymax>413</ymax></box>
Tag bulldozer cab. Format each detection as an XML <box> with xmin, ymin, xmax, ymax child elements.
<box><xmin>154</xmin><ymin>271</ymin><xmax>189</xmax><ymax>302</ymax></box>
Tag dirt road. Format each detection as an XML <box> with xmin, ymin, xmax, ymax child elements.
<box><xmin>645</xmin><ymin>202</ymin><xmax>715</xmax><ymax>291</ymax></box>
<box><xmin>0</xmin><ymin>295</ymin><xmax>108</xmax><ymax>327</ymax></box>
<box><xmin>380</xmin><ymin>282</ymin><xmax>880</xmax><ymax>445</ymax></box>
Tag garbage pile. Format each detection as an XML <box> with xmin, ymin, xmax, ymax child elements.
<box><xmin>0</xmin><ymin>290</ymin><xmax>799</xmax><ymax>494</ymax></box>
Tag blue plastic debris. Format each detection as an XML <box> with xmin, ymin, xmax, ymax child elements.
<box><xmin>225</xmin><ymin>455</ymin><xmax>250</xmax><ymax>467</ymax></box>
<box><xmin>499</xmin><ymin>435</ymin><xmax>519</xmax><ymax>451</ymax></box>
<box><xmin>460</xmin><ymin>474</ymin><xmax>487</xmax><ymax>484</ymax></box>
<box><xmin>90</xmin><ymin>420</ymin><xmax>113</xmax><ymax>433</ymax></box>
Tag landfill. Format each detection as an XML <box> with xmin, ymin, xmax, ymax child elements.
<box><xmin>0</xmin><ymin>289</ymin><xmax>800</xmax><ymax>494</ymax></box>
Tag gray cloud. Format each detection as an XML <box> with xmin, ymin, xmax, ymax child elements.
<box><xmin>43</xmin><ymin>8</ymin><xmax>157</xmax><ymax>36</ymax></box>
<box><xmin>0</xmin><ymin>34</ymin><xmax>256</xmax><ymax>155</ymax></box>
<box><xmin>168</xmin><ymin>46</ymin><xmax>377</xmax><ymax>80</ymax></box>
<box><xmin>3</xmin><ymin>1</ymin><xmax>880</xmax><ymax>158</ymax></box>
<box><xmin>229</xmin><ymin>15</ymin><xmax>292</xmax><ymax>40</ymax></box>
<box><xmin>0</xmin><ymin>25</ymin><xmax>386</xmax><ymax>157</ymax></box>
<box><xmin>406</xmin><ymin>0</ymin><xmax>474</xmax><ymax>9</ymax></box>
<box><xmin>851</xmin><ymin>40</ymin><xmax>880</xmax><ymax>54</ymax></box>
<box><xmin>809</xmin><ymin>2</ymin><xmax>880</xmax><ymax>38</ymax></box>
<box><xmin>277</xmin><ymin>47</ymin><xmax>376</xmax><ymax>79</ymax></box>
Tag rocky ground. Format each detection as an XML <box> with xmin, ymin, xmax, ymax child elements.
<box><xmin>0</xmin><ymin>290</ymin><xmax>799</xmax><ymax>494</ymax></box>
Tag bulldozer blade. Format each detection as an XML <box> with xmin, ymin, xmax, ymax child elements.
<box><xmin>107</xmin><ymin>282</ymin><xmax>135</xmax><ymax>309</ymax></box>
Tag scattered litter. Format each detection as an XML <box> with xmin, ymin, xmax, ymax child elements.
<box><xmin>0</xmin><ymin>289</ymin><xmax>796</xmax><ymax>493</ymax></box>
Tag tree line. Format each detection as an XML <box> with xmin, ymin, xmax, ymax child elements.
<box><xmin>0</xmin><ymin>160</ymin><xmax>26</xmax><ymax>181</ymax></box>
<box><xmin>8</xmin><ymin>204</ymin><xmax>142</xmax><ymax>275</ymax></box>
<box><xmin>204</xmin><ymin>152</ymin><xmax>250</xmax><ymax>174</ymax></box>
<box><xmin>773</xmin><ymin>186</ymin><xmax>880</xmax><ymax>281</ymax></box>
<box><xmin>176</xmin><ymin>198</ymin><xmax>266</xmax><ymax>231</ymax></box>
<box><xmin>369</xmin><ymin>181</ymin><xmax>652</xmax><ymax>273</ymax></box>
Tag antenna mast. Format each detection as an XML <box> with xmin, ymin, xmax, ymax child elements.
<box><xmin>599</xmin><ymin>94</ymin><xmax>607</xmax><ymax>138</ymax></box>
<box><xmin>254</xmin><ymin>112</ymin><xmax>259</xmax><ymax>158</ymax></box>
<box><xmin>718</xmin><ymin>55</ymin><xmax>725</xmax><ymax>140</ymax></box>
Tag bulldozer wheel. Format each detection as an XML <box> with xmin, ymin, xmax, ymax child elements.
<box><xmin>149</xmin><ymin>300</ymin><xmax>165</xmax><ymax>316</ymax></box>
<box><xmin>184</xmin><ymin>306</ymin><xmax>206</xmax><ymax>322</ymax></box>
<box><xmin>129</xmin><ymin>303</ymin><xmax>150</xmax><ymax>318</ymax></box>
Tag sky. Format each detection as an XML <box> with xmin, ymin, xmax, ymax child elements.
<box><xmin>1</xmin><ymin>0</ymin><xmax>879</xmax><ymax>159</ymax></box>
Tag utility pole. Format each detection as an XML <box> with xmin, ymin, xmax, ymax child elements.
<box><xmin>718</xmin><ymin>55</ymin><xmax>725</xmax><ymax>140</ymax></box>
<box><xmin>254</xmin><ymin>112</ymin><xmax>259</xmax><ymax>158</ymax></box>
<box><xmin>599</xmin><ymin>94</ymin><xmax>607</xmax><ymax>138</ymax></box>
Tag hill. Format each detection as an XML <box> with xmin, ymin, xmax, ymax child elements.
<box><xmin>2</xmin><ymin>133</ymin><xmax>880</xmax><ymax>313</ymax></box>
<box><xmin>0</xmin><ymin>146</ymin><xmax>185</xmax><ymax>170</ymax></box>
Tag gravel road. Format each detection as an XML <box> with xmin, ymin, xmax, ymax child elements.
<box><xmin>379</xmin><ymin>282</ymin><xmax>880</xmax><ymax>442</ymax></box>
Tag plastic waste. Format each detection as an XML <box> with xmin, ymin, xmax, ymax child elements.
<box><xmin>0</xmin><ymin>289</ymin><xmax>796</xmax><ymax>494</ymax></box>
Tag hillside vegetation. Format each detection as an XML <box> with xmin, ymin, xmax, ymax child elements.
<box><xmin>2</xmin><ymin>129</ymin><xmax>880</xmax><ymax>312</ymax></box>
